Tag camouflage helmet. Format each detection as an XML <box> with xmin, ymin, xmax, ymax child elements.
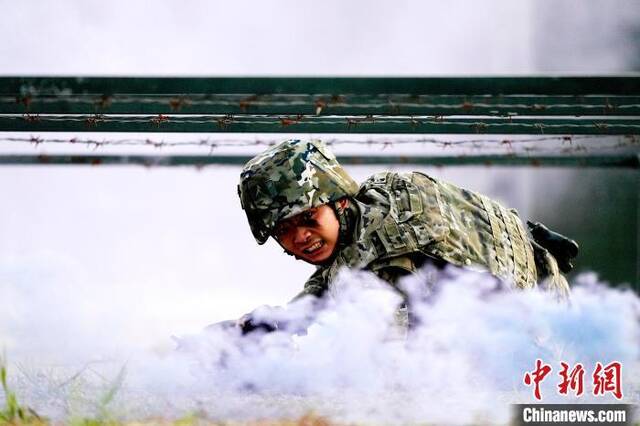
<box><xmin>238</xmin><ymin>139</ymin><xmax>359</xmax><ymax>245</ymax></box>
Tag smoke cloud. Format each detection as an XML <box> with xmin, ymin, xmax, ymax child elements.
<box><xmin>1</xmin><ymin>266</ymin><xmax>638</xmax><ymax>424</ymax></box>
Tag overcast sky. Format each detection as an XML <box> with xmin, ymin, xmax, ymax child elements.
<box><xmin>1</xmin><ymin>1</ymin><xmax>537</xmax><ymax>75</ymax></box>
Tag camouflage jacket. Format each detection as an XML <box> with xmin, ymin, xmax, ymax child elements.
<box><xmin>294</xmin><ymin>171</ymin><xmax>570</xmax><ymax>301</ymax></box>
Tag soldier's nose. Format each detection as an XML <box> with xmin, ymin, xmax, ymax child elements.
<box><xmin>293</xmin><ymin>227</ymin><xmax>311</xmax><ymax>244</ymax></box>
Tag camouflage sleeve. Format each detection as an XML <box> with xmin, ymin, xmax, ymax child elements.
<box><xmin>369</xmin><ymin>255</ymin><xmax>422</xmax><ymax>332</ymax></box>
<box><xmin>369</xmin><ymin>254</ymin><xmax>418</xmax><ymax>295</ymax></box>
<box><xmin>289</xmin><ymin>267</ymin><xmax>330</xmax><ymax>302</ymax></box>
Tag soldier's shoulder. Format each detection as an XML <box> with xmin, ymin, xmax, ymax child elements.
<box><xmin>356</xmin><ymin>170</ymin><xmax>442</xmax><ymax>197</ymax></box>
<box><xmin>356</xmin><ymin>171</ymin><xmax>390</xmax><ymax>193</ymax></box>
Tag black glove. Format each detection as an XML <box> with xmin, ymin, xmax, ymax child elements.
<box><xmin>527</xmin><ymin>221</ymin><xmax>579</xmax><ymax>273</ymax></box>
<box><xmin>238</xmin><ymin>313</ymin><xmax>279</xmax><ymax>335</ymax></box>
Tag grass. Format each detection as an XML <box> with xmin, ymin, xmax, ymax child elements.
<box><xmin>0</xmin><ymin>355</ymin><xmax>129</xmax><ymax>425</ymax></box>
<box><xmin>1</xmin><ymin>357</ymin><xmax>338</xmax><ymax>426</ymax></box>
<box><xmin>0</xmin><ymin>356</ymin><xmax>44</xmax><ymax>425</ymax></box>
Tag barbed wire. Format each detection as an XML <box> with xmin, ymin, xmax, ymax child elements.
<box><xmin>4</xmin><ymin>114</ymin><xmax>640</xmax><ymax>134</ymax></box>
<box><xmin>1</xmin><ymin>134</ymin><xmax>637</xmax><ymax>155</ymax></box>
<box><xmin>6</xmin><ymin>113</ymin><xmax>640</xmax><ymax>123</ymax></box>
<box><xmin>6</xmin><ymin>94</ymin><xmax>640</xmax><ymax>110</ymax></box>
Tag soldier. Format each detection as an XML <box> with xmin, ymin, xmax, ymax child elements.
<box><xmin>235</xmin><ymin>139</ymin><xmax>577</xmax><ymax>333</ymax></box>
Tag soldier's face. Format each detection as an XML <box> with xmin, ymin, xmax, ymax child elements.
<box><xmin>273</xmin><ymin>204</ymin><xmax>340</xmax><ymax>264</ymax></box>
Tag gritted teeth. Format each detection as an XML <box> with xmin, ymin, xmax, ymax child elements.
<box><xmin>303</xmin><ymin>240</ymin><xmax>323</xmax><ymax>254</ymax></box>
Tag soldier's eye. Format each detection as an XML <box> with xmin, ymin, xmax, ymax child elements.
<box><xmin>273</xmin><ymin>223</ymin><xmax>291</xmax><ymax>238</ymax></box>
<box><xmin>301</xmin><ymin>210</ymin><xmax>316</xmax><ymax>225</ymax></box>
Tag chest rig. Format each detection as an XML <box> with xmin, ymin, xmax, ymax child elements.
<box><xmin>353</xmin><ymin>172</ymin><xmax>538</xmax><ymax>290</ymax></box>
<box><xmin>298</xmin><ymin>171</ymin><xmax>540</xmax><ymax>301</ymax></box>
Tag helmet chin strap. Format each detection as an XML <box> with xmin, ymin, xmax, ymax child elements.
<box><xmin>332</xmin><ymin>197</ymin><xmax>356</xmax><ymax>250</ymax></box>
<box><xmin>280</xmin><ymin>245</ymin><xmax>301</xmax><ymax>260</ymax></box>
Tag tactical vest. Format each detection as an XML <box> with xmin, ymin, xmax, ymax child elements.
<box><xmin>359</xmin><ymin>171</ymin><xmax>539</xmax><ymax>290</ymax></box>
<box><xmin>297</xmin><ymin>171</ymin><xmax>540</xmax><ymax>300</ymax></box>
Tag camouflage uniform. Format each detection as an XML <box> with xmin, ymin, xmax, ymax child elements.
<box><xmin>238</xmin><ymin>139</ymin><xmax>572</xmax><ymax>306</ymax></box>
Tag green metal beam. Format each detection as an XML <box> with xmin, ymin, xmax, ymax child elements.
<box><xmin>1</xmin><ymin>77</ymin><xmax>638</xmax><ymax>149</ymax></box>
<box><xmin>0</xmin><ymin>154</ymin><xmax>637</xmax><ymax>168</ymax></box>
<box><xmin>3</xmin><ymin>94</ymin><xmax>639</xmax><ymax>116</ymax></box>
<box><xmin>2</xmin><ymin>114</ymin><xmax>638</xmax><ymax>134</ymax></box>
<box><xmin>2</xmin><ymin>76</ymin><xmax>640</xmax><ymax>96</ymax></box>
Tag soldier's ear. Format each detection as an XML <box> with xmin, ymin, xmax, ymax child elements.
<box><xmin>336</xmin><ymin>198</ymin><xmax>349</xmax><ymax>212</ymax></box>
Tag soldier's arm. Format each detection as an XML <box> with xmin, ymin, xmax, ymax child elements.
<box><xmin>215</xmin><ymin>268</ymin><xmax>327</xmax><ymax>336</ymax></box>
<box><xmin>290</xmin><ymin>267</ymin><xmax>329</xmax><ymax>302</ymax></box>
<box><xmin>368</xmin><ymin>254</ymin><xmax>426</xmax><ymax>308</ymax></box>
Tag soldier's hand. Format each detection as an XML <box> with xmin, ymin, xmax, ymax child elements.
<box><xmin>527</xmin><ymin>221</ymin><xmax>579</xmax><ymax>273</ymax></box>
<box><xmin>236</xmin><ymin>306</ymin><xmax>283</xmax><ymax>335</ymax></box>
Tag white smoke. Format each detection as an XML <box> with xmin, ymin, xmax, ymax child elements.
<box><xmin>1</xmin><ymin>266</ymin><xmax>639</xmax><ymax>424</ymax></box>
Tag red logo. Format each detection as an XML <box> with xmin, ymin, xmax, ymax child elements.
<box><xmin>523</xmin><ymin>360</ymin><xmax>623</xmax><ymax>400</ymax></box>
<box><xmin>558</xmin><ymin>361</ymin><xmax>585</xmax><ymax>397</ymax></box>
<box><xmin>592</xmin><ymin>361</ymin><xmax>623</xmax><ymax>399</ymax></box>
<box><xmin>523</xmin><ymin>359</ymin><xmax>552</xmax><ymax>400</ymax></box>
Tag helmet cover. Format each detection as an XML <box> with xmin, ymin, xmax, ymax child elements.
<box><xmin>238</xmin><ymin>139</ymin><xmax>359</xmax><ymax>244</ymax></box>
